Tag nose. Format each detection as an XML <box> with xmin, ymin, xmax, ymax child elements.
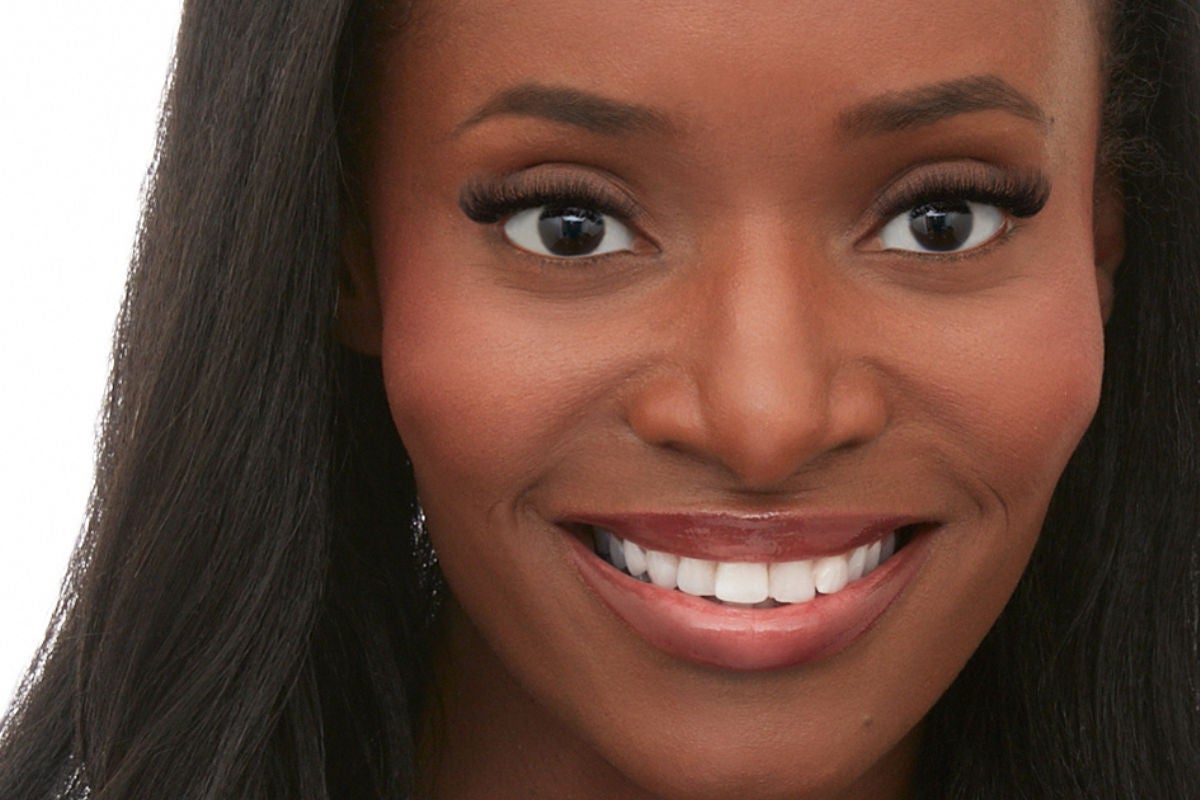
<box><xmin>625</xmin><ymin>227</ymin><xmax>888</xmax><ymax>488</ymax></box>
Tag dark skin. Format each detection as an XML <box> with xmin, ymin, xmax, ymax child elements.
<box><xmin>339</xmin><ymin>0</ymin><xmax>1123</xmax><ymax>796</ymax></box>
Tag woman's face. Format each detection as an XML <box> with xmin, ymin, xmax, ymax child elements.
<box><xmin>350</xmin><ymin>0</ymin><xmax>1118</xmax><ymax>796</ymax></box>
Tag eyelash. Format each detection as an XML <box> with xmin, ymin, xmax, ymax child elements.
<box><xmin>458</xmin><ymin>167</ymin><xmax>1052</xmax><ymax>255</ymax></box>
<box><xmin>459</xmin><ymin>175</ymin><xmax>640</xmax><ymax>226</ymax></box>
<box><xmin>873</xmin><ymin>168</ymin><xmax>1051</xmax><ymax>227</ymax></box>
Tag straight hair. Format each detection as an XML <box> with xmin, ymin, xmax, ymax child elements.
<box><xmin>1</xmin><ymin>1</ymin><xmax>1196</xmax><ymax>797</ymax></box>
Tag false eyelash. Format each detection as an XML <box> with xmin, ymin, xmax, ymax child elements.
<box><xmin>459</xmin><ymin>174</ymin><xmax>641</xmax><ymax>224</ymax></box>
<box><xmin>874</xmin><ymin>166</ymin><xmax>1052</xmax><ymax>221</ymax></box>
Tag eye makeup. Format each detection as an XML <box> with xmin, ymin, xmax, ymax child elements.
<box><xmin>460</xmin><ymin>172</ymin><xmax>642</xmax><ymax>225</ymax></box>
<box><xmin>870</xmin><ymin>164</ymin><xmax>1051</xmax><ymax>228</ymax></box>
<box><xmin>458</xmin><ymin>162</ymin><xmax>1051</xmax><ymax>264</ymax></box>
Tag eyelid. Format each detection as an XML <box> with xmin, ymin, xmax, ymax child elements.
<box><xmin>459</xmin><ymin>170</ymin><xmax>644</xmax><ymax>224</ymax></box>
<box><xmin>867</xmin><ymin>162</ymin><xmax>1051</xmax><ymax>224</ymax></box>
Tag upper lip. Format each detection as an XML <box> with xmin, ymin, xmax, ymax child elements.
<box><xmin>558</xmin><ymin>511</ymin><xmax>929</xmax><ymax>562</ymax></box>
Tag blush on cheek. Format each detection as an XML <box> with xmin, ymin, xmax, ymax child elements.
<box><xmin>380</xmin><ymin>316</ymin><xmax>572</xmax><ymax>497</ymax></box>
<box><xmin>375</xmin><ymin>255</ymin><xmax>522</xmax><ymax>479</ymax></box>
<box><xmin>977</xmin><ymin>301</ymin><xmax>1106</xmax><ymax>496</ymax></box>
<box><xmin>384</xmin><ymin>350</ymin><xmax>520</xmax><ymax>482</ymax></box>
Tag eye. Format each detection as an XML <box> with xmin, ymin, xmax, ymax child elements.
<box><xmin>503</xmin><ymin>204</ymin><xmax>636</xmax><ymax>259</ymax></box>
<box><xmin>878</xmin><ymin>200</ymin><xmax>1007</xmax><ymax>254</ymax></box>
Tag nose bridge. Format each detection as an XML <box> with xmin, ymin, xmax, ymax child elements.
<box><xmin>627</xmin><ymin>214</ymin><xmax>886</xmax><ymax>488</ymax></box>
<box><xmin>698</xmin><ymin>226</ymin><xmax>835</xmax><ymax>477</ymax></box>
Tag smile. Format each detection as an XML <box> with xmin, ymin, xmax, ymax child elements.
<box><xmin>591</xmin><ymin>527</ymin><xmax>898</xmax><ymax>607</ymax></box>
<box><xmin>561</xmin><ymin>513</ymin><xmax>934</xmax><ymax>671</ymax></box>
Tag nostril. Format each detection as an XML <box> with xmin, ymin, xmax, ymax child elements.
<box><xmin>623</xmin><ymin>369</ymin><xmax>708</xmax><ymax>450</ymax></box>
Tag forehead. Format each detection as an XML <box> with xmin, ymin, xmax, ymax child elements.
<box><xmin>384</xmin><ymin>0</ymin><xmax>1100</xmax><ymax>145</ymax></box>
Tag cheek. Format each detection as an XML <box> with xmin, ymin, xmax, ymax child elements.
<box><xmin>941</xmin><ymin>275</ymin><xmax>1105</xmax><ymax>500</ymax></box>
<box><xmin>376</xmin><ymin>239</ymin><xmax>581</xmax><ymax>503</ymax></box>
<box><xmin>891</xmin><ymin>252</ymin><xmax>1106</xmax><ymax>636</ymax></box>
<box><xmin>857</xmin><ymin>256</ymin><xmax>1108</xmax><ymax>722</ymax></box>
<box><xmin>944</xmin><ymin>186</ymin><xmax>1109</xmax><ymax>506</ymax></box>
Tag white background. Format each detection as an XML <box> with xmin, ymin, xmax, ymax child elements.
<box><xmin>0</xmin><ymin>2</ymin><xmax>184</xmax><ymax>712</ymax></box>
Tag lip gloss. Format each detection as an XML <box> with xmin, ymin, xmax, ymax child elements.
<box><xmin>566</xmin><ymin>511</ymin><xmax>923</xmax><ymax>561</ymax></box>
<box><xmin>560</xmin><ymin>513</ymin><xmax>933</xmax><ymax>671</ymax></box>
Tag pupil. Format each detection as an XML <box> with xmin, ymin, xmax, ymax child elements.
<box><xmin>909</xmin><ymin>202</ymin><xmax>973</xmax><ymax>252</ymax></box>
<box><xmin>538</xmin><ymin>206</ymin><xmax>605</xmax><ymax>256</ymax></box>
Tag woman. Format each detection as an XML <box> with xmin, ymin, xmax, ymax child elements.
<box><xmin>1</xmin><ymin>0</ymin><xmax>1197</xmax><ymax>797</ymax></box>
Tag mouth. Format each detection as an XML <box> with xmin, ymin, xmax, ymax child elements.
<box><xmin>560</xmin><ymin>514</ymin><xmax>934</xmax><ymax>671</ymax></box>
<box><xmin>587</xmin><ymin>524</ymin><xmax>915</xmax><ymax>609</ymax></box>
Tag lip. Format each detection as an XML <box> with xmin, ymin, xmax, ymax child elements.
<box><xmin>560</xmin><ymin>511</ymin><xmax>925</xmax><ymax>561</ymax></box>
<box><xmin>564</xmin><ymin>521</ymin><xmax>933</xmax><ymax>672</ymax></box>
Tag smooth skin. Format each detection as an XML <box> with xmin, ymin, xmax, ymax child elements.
<box><xmin>339</xmin><ymin>1</ymin><xmax>1123</xmax><ymax>797</ymax></box>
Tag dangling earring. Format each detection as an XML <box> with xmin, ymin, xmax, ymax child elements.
<box><xmin>413</xmin><ymin>500</ymin><xmax>433</xmax><ymax>557</ymax></box>
<box><xmin>413</xmin><ymin>500</ymin><xmax>445</xmax><ymax>608</ymax></box>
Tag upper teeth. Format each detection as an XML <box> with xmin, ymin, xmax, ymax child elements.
<box><xmin>594</xmin><ymin>528</ymin><xmax>897</xmax><ymax>606</ymax></box>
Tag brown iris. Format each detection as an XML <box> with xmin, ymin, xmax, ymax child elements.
<box><xmin>908</xmin><ymin>202</ymin><xmax>974</xmax><ymax>252</ymax></box>
<box><xmin>537</xmin><ymin>206</ymin><xmax>606</xmax><ymax>256</ymax></box>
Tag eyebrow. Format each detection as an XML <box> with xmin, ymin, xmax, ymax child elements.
<box><xmin>456</xmin><ymin>83</ymin><xmax>673</xmax><ymax>137</ymax></box>
<box><xmin>838</xmin><ymin>75</ymin><xmax>1051</xmax><ymax>137</ymax></box>
<box><xmin>457</xmin><ymin>75</ymin><xmax>1047</xmax><ymax>141</ymax></box>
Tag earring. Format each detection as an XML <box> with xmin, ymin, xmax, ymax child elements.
<box><xmin>413</xmin><ymin>500</ymin><xmax>444</xmax><ymax>605</ymax></box>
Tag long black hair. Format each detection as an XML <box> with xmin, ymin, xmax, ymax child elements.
<box><xmin>1</xmin><ymin>1</ymin><xmax>1196</xmax><ymax>798</ymax></box>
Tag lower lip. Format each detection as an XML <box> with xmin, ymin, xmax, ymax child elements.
<box><xmin>565</xmin><ymin>529</ymin><xmax>931</xmax><ymax>672</ymax></box>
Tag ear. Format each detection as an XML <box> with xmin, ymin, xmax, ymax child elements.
<box><xmin>335</xmin><ymin>215</ymin><xmax>384</xmax><ymax>356</ymax></box>
<box><xmin>1093</xmin><ymin>172</ymin><xmax>1125</xmax><ymax>323</ymax></box>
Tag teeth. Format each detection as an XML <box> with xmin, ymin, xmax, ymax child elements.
<box><xmin>813</xmin><ymin>554</ymin><xmax>849</xmax><ymax>594</ymax></box>
<box><xmin>768</xmin><ymin>559</ymin><xmax>816</xmax><ymax>603</ymax></box>
<box><xmin>714</xmin><ymin>562</ymin><xmax>769</xmax><ymax>604</ymax></box>
<box><xmin>864</xmin><ymin>539</ymin><xmax>882</xmax><ymax>574</ymax></box>
<box><xmin>592</xmin><ymin>527</ymin><xmax>905</xmax><ymax>606</ymax></box>
<box><xmin>606</xmin><ymin>530</ymin><xmax>627</xmax><ymax>571</ymax></box>
<box><xmin>676</xmin><ymin>556</ymin><xmax>717</xmax><ymax>596</ymax></box>
<box><xmin>645</xmin><ymin>549</ymin><xmax>680</xmax><ymax>589</ymax></box>
<box><xmin>624</xmin><ymin>539</ymin><xmax>648</xmax><ymax>577</ymax></box>
<box><xmin>880</xmin><ymin>532</ymin><xmax>896</xmax><ymax>561</ymax></box>
<box><xmin>846</xmin><ymin>544</ymin><xmax>867</xmax><ymax>581</ymax></box>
